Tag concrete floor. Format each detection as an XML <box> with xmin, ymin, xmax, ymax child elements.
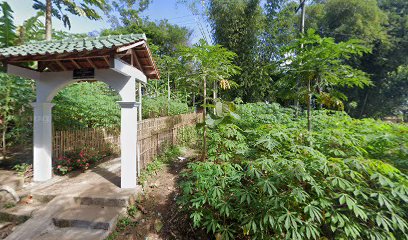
<box><xmin>2</xmin><ymin>158</ymin><xmax>141</xmax><ymax>240</ymax></box>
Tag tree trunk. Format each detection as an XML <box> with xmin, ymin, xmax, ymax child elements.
<box><xmin>360</xmin><ymin>91</ymin><xmax>369</xmax><ymax>117</ymax></box>
<box><xmin>299</xmin><ymin>0</ymin><xmax>305</xmax><ymax>35</ymax></box>
<box><xmin>202</xmin><ymin>75</ymin><xmax>207</xmax><ymax>161</ymax></box>
<box><xmin>1</xmin><ymin>126</ymin><xmax>6</xmax><ymax>160</ymax></box>
<box><xmin>295</xmin><ymin>0</ymin><xmax>306</xmax><ymax>117</ymax></box>
<box><xmin>192</xmin><ymin>93</ymin><xmax>196</xmax><ymax>110</ymax></box>
<box><xmin>167</xmin><ymin>72</ymin><xmax>171</xmax><ymax>115</ymax></box>
<box><xmin>45</xmin><ymin>0</ymin><xmax>52</xmax><ymax>41</ymax></box>
<box><xmin>213</xmin><ymin>81</ymin><xmax>217</xmax><ymax>114</ymax></box>
<box><xmin>307</xmin><ymin>79</ymin><xmax>312</xmax><ymax>132</ymax></box>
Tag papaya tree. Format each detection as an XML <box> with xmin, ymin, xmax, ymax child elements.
<box><xmin>180</xmin><ymin>40</ymin><xmax>240</xmax><ymax>159</ymax></box>
<box><xmin>278</xmin><ymin>29</ymin><xmax>371</xmax><ymax>133</ymax></box>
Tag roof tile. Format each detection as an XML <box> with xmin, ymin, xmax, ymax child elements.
<box><xmin>0</xmin><ymin>34</ymin><xmax>146</xmax><ymax>59</ymax></box>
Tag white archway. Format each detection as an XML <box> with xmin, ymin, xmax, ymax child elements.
<box><xmin>8</xmin><ymin>60</ymin><xmax>146</xmax><ymax>189</ymax></box>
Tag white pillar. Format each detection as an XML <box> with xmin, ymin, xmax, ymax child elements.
<box><xmin>31</xmin><ymin>102</ymin><xmax>54</xmax><ymax>182</ymax></box>
<box><xmin>118</xmin><ymin>101</ymin><xmax>138</xmax><ymax>188</ymax></box>
<box><xmin>138</xmin><ymin>82</ymin><xmax>142</xmax><ymax>121</ymax></box>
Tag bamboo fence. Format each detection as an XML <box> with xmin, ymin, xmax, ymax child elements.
<box><xmin>53</xmin><ymin>112</ymin><xmax>201</xmax><ymax>170</ymax></box>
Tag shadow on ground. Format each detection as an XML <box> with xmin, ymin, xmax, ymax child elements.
<box><xmin>113</xmin><ymin>151</ymin><xmax>207</xmax><ymax>240</ymax></box>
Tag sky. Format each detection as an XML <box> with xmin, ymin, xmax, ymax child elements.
<box><xmin>5</xmin><ymin>0</ymin><xmax>211</xmax><ymax>44</ymax></box>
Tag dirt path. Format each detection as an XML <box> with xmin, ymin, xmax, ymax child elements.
<box><xmin>113</xmin><ymin>152</ymin><xmax>206</xmax><ymax>240</ymax></box>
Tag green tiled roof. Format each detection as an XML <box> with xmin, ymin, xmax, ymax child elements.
<box><xmin>0</xmin><ymin>34</ymin><xmax>147</xmax><ymax>58</ymax></box>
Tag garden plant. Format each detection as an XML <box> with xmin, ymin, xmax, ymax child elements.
<box><xmin>179</xmin><ymin>102</ymin><xmax>408</xmax><ymax>240</ymax></box>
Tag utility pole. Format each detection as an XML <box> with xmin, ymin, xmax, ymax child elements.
<box><xmin>295</xmin><ymin>0</ymin><xmax>306</xmax><ymax>116</ymax></box>
<box><xmin>299</xmin><ymin>0</ymin><xmax>306</xmax><ymax>35</ymax></box>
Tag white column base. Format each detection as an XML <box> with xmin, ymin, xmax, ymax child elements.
<box><xmin>31</xmin><ymin>102</ymin><xmax>54</xmax><ymax>182</ymax></box>
<box><xmin>118</xmin><ymin>101</ymin><xmax>138</xmax><ymax>188</ymax></box>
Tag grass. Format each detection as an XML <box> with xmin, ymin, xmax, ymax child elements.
<box><xmin>138</xmin><ymin>144</ymin><xmax>182</xmax><ymax>185</ymax></box>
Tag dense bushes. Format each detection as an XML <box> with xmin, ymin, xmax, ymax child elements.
<box><xmin>142</xmin><ymin>95</ymin><xmax>192</xmax><ymax>119</ymax></box>
<box><xmin>53</xmin><ymin>82</ymin><xmax>193</xmax><ymax>130</ymax></box>
<box><xmin>179</xmin><ymin>103</ymin><xmax>408</xmax><ymax>239</ymax></box>
<box><xmin>53</xmin><ymin>82</ymin><xmax>121</xmax><ymax>130</ymax></box>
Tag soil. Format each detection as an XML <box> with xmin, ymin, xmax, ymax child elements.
<box><xmin>0</xmin><ymin>146</ymin><xmax>32</xmax><ymax>170</ymax></box>
<box><xmin>0</xmin><ymin>222</ymin><xmax>18</xmax><ymax>239</ymax></box>
<box><xmin>112</xmin><ymin>150</ymin><xmax>208</xmax><ymax>240</ymax></box>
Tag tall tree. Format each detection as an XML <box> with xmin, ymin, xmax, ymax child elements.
<box><xmin>278</xmin><ymin>29</ymin><xmax>371</xmax><ymax>132</ymax></box>
<box><xmin>32</xmin><ymin>0</ymin><xmax>109</xmax><ymax>40</ymax></box>
<box><xmin>105</xmin><ymin>0</ymin><xmax>152</xmax><ymax>28</ymax></box>
<box><xmin>101</xmin><ymin>19</ymin><xmax>192</xmax><ymax>56</ymax></box>
<box><xmin>207</xmin><ymin>0</ymin><xmax>267</xmax><ymax>102</ymax></box>
<box><xmin>307</xmin><ymin>0</ymin><xmax>396</xmax><ymax>117</ymax></box>
<box><xmin>180</xmin><ymin>40</ymin><xmax>240</xmax><ymax>159</ymax></box>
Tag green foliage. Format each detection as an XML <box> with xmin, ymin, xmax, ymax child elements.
<box><xmin>0</xmin><ymin>73</ymin><xmax>35</xmax><ymax>157</ymax></box>
<box><xmin>179</xmin><ymin>40</ymin><xmax>241</xmax><ymax>91</ymax></box>
<box><xmin>142</xmin><ymin>95</ymin><xmax>192</xmax><ymax>119</ymax></box>
<box><xmin>101</xmin><ymin>19</ymin><xmax>191</xmax><ymax>56</ymax></box>
<box><xmin>208</xmin><ymin>0</ymin><xmax>268</xmax><ymax>102</ymax></box>
<box><xmin>181</xmin><ymin>0</ymin><xmax>407</xmax><ymax>118</ymax></box>
<box><xmin>279</xmin><ymin>29</ymin><xmax>371</xmax><ymax>131</ymax></box>
<box><xmin>54</xmin><ymin>147</ymin><xmax>113</xmax><ymax>175</ymax></box>
<box><xmin>115</xmin><ymin>216</ymin><xmax>137</xmax><ymax>231</ymax></box>
<box><xmin>52</xmin><ymin>82</ymin><xmax>121</xmax><ymax>130</ymax></box>
<box><xmin>383</xmin><ymin>65</ymin><xmax>408</xmax><ymax>114</ymax></box>
<box><xmin>177</xmin><ymin>125</ymin><xmax>200</xmax><ymax>148</ymax></box>
<box><xmin>139</xmin><ymin>145</ymin><xmax>182</xmax><ymax>185</ymax></box>
<box><xmin>0</xmin><ymin>1</ymin><xmax>17</xmax><ymax>47</ymax></box>
<box><xmin>3</xmin><ymin>202</ymin><xmax>15</xmax><ymax>208</ymax></box>
<box><xmin>179</xmin><ymin>103</ymin><xmax>408</xmax><ymax>239</ymax></box>
<box><xmin>12</xmin><ymin>163</ymin><xmax>32</xmax><ymax>177</ymax></box>
<box><xmin>321</xmin><ymin>0</ymin><xmax>387</xmax><ymax>43</ymax></box>
<box><xmin>104</xmin><ymin>0</ymin><xmax>152</xmax><ymax>28</ymax></box>
<box><xmin>278</xmin><ymin>29</ymin><xmax>371</xmax><ymax>105</ymax></box>
<box><xmin>307</xmin><ymin>0</ymin><xmax>406</xmax><ymax>117</ymax></box>
<box><xmin>32</xmin><ymin>0</ymin><xmax>109</xmax><ymax>29</ymax></box>
<box><xmin>16</xmin><ymin>11</ymin><xmax>45</xmax><ymax>44</ymax></box>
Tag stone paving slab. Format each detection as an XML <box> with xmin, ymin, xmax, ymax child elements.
<box><xmin>53</xmin><ymin>205</ymin><xmax>124</xmax><ymax>230</ymax></box>
<box><xmin>3</xmin><ymin>157</ymin><xmax>142</xmax><ymax>240</ymax></box>
<box><xmin>0</xmin><ymin>200</ymin><xmax>44</xmax><ymax>223</ymax></box>
<box><xmin>32</xmin><ymin>227</ymin><xmax>108</xmax><ymax>240</ymax></box>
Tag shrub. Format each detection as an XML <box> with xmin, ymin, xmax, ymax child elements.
<box><xmin>179</xmin><ymin>103</ymin><xmax>408</xmax><ymax>240</ymax></box>
<box><xmin>54</xmin><ymin>147</ymin><xmax>112</xmax><ymax>175</ymax></box>
<box><xmin>12</xmin><ymin>163</ymin><xmax>32</xmax><ymax>177</ymax></box>
<box><xmin>142</xmin><ymin>95</ymin><xmax>192</xmax><ymax>119</ymax></box>
<box><xmin>177</xmin><ymin>125</ymin><xmax>200</xmax><ymax>148</ymax></box>
<box><xmin>139</xmin><ymin>145</ymin><xmax>181</xmax><ymax>184</ymax></box>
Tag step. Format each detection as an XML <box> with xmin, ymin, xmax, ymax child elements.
<box><xmin>32</xmin><ymin>227</ymin><xmax>108</xmax><ymax>240</ymax></box>
<box><xmin>52</xmin><ymin>205</ymin><xmax>124</xmax><ymax>230</ymax></box>
<box><xmin>0</xmin><ymin>195</ymin><xmax>54</xmax><ymax>223</ymax></box>
<box><xmin>74</xmin><ymin>195</ymin><xmax>133</xmax><ymax>207</ymax></box>
<box><xmin>73</xmin><ymin>185</ymin><xmax>140</xmax><ymax>207</ymax></box>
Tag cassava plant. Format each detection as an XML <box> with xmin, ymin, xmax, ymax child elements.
<box><xmin>179</xmin><ymin>102</ymin><xmax>408</xmax><ymax>240</ymax></box>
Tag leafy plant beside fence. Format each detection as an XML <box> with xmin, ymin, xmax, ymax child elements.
<box><xmin>179</xmin><ymin>103</ymin><xmax>408</xmax><ymax>240</ymax></box>
<box><xmin>53</xmin><ymin>112</ymin><xmax>201</xmax><ymax>171</ymax></box>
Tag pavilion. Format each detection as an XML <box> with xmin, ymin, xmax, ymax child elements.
<box><xmin>0</xmin><ymin>34</ymin><xmax>159</xmax><ymax>189</ymax></box>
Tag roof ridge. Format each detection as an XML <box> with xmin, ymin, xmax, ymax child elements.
<box><xmin>27</xmin><ymin>33</ymin><xmax>147</xmax><ymax>44</ymax></box>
